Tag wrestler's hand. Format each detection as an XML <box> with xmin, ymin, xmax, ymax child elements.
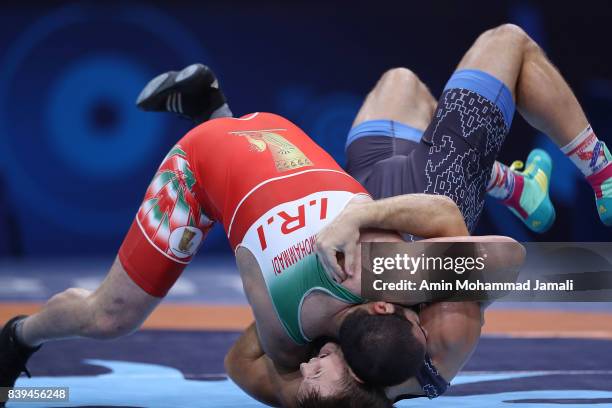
<box><xmin>315</xmin><ymin>209</ymin><xmax>361</xmax><ymax>282</ymax></box>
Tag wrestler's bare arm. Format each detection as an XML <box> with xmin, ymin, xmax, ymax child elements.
<box><xmin>381</xmin><ymin>235</ymin><xmax>525</xmax><ymax>307</ymax></box>
<box><xmin>225</xmin><ymin>323</ymin><xmax>301</xmax><ymax>408</ymax></box>
<box><xmin>225</xmin><ymin>323</ymin><xmax>283</xmax><ymax>407</ymax></box>
<box><xmin>422</xmin><ymin>235</ymin><xmax>525</xmax><ymax>292</ymax></box>
<box><xmin>316</xmin><ymin>193</ymin><xmax>469</xmax><ymax>281</ymax></box>
<box><xmin>424</xmin><ymin>302</ymin><xmax>483</xmax><ymax>380</ymax></box>
<box><xmin>348</xmin><ymin>194</ymin><xmax>468</xmax><ymax>236</ymax></box>
<box><xmin>385</xmin><ymin>301</ymin><xmax>483</xmax><ymax>400</ymax></box>
<box><xmin>385</xmin><ymin>235</ymin><xmax>524</xmax><ymax>398</ymax></box>
<box><xmin>226</xmin><ymin>310</ymin><xmax>484</xmax><ymax>404</ymax></box>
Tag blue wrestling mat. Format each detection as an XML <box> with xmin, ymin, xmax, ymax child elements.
<box><xmin>8</xmin><ymin>330</ymin><xmax>612</xmax><ymax>407</ymax></box>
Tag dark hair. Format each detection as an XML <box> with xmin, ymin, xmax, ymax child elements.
<box><xmin>296</xmin><ymin>376</ymin><xmax>393</xmax><ymax>408</ymax></box>
<box><xmin>338</xmin><ymin>308</ymin><xmax>425</xmax><ymax>387</ymax></box>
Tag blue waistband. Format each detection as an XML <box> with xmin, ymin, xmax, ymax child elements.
<box><xmin>444</xmin><ymin>69</ymin><xmax>515</xmax><ymax>128</ymax></box>
<box><xmin>346</xmin><ymin>119</ymin><xmax>423</xmax><ymax>150</ymax></box>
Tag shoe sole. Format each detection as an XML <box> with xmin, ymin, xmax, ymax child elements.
<box><xmin>136</xmin><ymin>72</ymin><xmax>169</xmax><ymax>105</ymax></box>
<box><xmin>136</xmin><ymin>63</ymin><xmax>207</xmax><ymax>107</ymax></box>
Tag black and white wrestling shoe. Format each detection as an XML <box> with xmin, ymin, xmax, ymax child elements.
<box><xmin>136</xmin><ymin>63</ymin><xmax>232</xmax><ymax>124</ymax></box>
<box><xmin>0</xmin><ymin>316</ymin><xmax>40</xmax><ymax>408</ymax></box>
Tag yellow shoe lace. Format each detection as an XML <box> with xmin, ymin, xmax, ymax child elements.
<box><xmin>510</xmin><ymin>160</ymin><xmax>524</xmax><ymax>172</ymax></box>
<box><xmin>511</xmin><ymin>157</ymin><xmax>549</xmax><ymax>193</ymax></box>
<box><xmin>510</xmin><ymin>160</ymin><xmax>538</xmax><ymax>177</ymax></box>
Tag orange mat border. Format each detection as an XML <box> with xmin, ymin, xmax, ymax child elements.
<box><xmin>1</xmin><ymin>303</ymin><xmax>611</xmax><ymax>338</ymax></box>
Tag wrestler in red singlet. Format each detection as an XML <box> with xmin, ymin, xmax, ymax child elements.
<box><xmin>118</xmin><ymin>112</ymin><xmax>368</xmax><ymax>297</ymax></box>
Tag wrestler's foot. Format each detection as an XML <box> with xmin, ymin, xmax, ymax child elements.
<box><xmin>586</xmin><ymin>158</ymin><xmax>612</xmax><ymax>226</ymax></box>
<box><xmin>502</xmin><ymin>149</ymin><xmax>556</xmax><ymax>233</ymax></box>
<box><xmin>0</xmin><ymin>316</ymin><xmax>40</xmax><ymax>407</ymax></box>
<box><xmin>136</xmin><ymin>63</ymin><xmax>231</xmax><ymax>124</ymax></box>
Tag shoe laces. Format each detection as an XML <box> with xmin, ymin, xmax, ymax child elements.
<box><xmin>510</xmin><ymin>160</ymin><xmax>538</xmax><ymax>178</ymax></box>
<box><xmin>509</xmin><ymin>160</ymin><xmax>524</xmax><ymax>172</ymax></box>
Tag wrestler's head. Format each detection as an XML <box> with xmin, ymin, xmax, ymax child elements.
<box><xmin>296</xmin><ymin>342</ymin><xmax>392</xmax><ymax>408</ymax></box>
<box><xmin>338</xmin><ymin>302</ymin><xmax>427</xmax><ymax>387</ymax></box>
<box><xmin>325</xmin><ymin>228</ymin><xmax>427</xmax><ymax>387</ymax></box>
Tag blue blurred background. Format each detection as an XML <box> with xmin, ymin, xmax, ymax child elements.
<box><xmin>0</xmin><ymin>0</ymin><xmax>610</xmax><ymax>259</ymax></box>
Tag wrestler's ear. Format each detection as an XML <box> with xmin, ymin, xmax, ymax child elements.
<box><xmin>371</xmin><ymin>302</ymin><xmax>394</xmax><ymax>315</ymax></box>
<box><xmin>347</xmin><ymin>366</ymin><xmax>365</xmax><ymax>384</ymax></box>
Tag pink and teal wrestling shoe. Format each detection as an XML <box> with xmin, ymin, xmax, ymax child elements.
<box><xmin>586</xmin><ymin>143</ymin><xmax>612</xmax><ymax>226</ymax></box>
<box><xmin>502</xmin><ymin>149</ymin><xmax>556</xmax><ymax>233</ymax></box>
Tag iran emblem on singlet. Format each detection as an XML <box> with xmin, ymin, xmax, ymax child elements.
<box><xmin>231</xmin><ymin>130</ymin><xmax>313</xmax><ymax>172</ymax></box>
<box><xmin>137</xmin><ymin>145</ymin><xmax>213</xmax><ymax>263</ymax></box>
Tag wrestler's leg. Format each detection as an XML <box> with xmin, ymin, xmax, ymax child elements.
<box><xmin>1</xmin><ymin>245</ymin><xmax>161</xmax><ymax>397</ymax></box>
<box><xmin>457</xmin><ymin>24</ymin><xmax>585</xmax><ymax>146</ymax></box>
<box><xmin>1</xmin><ymin>258</ymin><xmax>160</xmax><ymax>401</ymax></box>
<box><xmin>345</xmin><ymin>68</ymin><xmax>436</xmax><ymax>187</ymax></box>
<box><xmin>16</xmin><ymin>142</ymin><xmax>214</xmax><ymax>346</ymax></box>
<box><xmin>12</xmin><ymin>68</ymin><xmax>229</xmax><ymax>348</ymax></box>
<box><xmin>352</xmin><ymin>68</ymin><xmax>436</xmax><ymax>129</ymax></box>
<box><xmin>8</xmin><ymin>70</ymin><xmax>218</xmax><ymax>384</ymax></box>
<box><xmin>18</xmin><ymin>258</ymin><xmax>160</xmax><ymax>347</ymax></box>
<box><xmin>349</xmin><ymin>66</ymin><xmax>518</xmax><ymax>174</ymax></box>
<box><xmin>2</xmin><ymin>131</ymin><xmax>214</xmax><ymax>396</ymax></box>
<box><xmin>16</xmin><ymin>144</ymin><xmax>215</xmax><ymax>347</ymax></box>
<box><xmin>346</xmin><ymin>67</ymin><xmax>537</xmax><ymax>232</ymax></box>
<box><xmin>458</xmin><ymin>24</ymin><xmax>611</xmax><ymax>225</ymax></box>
